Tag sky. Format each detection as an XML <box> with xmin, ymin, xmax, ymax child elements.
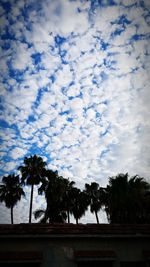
<box><xmin>0</xmin><ymin>0</ymin><xmax>150</xmax><ymax>224</ymax></box>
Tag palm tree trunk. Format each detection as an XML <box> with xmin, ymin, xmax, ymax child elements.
<box><xmin>76</xmin><ymin>217</ymin><xmax>78</xmax><ymax>224</ymax></box>
<box><xmin>11</xmin><ymin>206</ymin><xmax>14</xmax><ymax>224</ymax></box>
<box><xmin>29</xmin><ymin>184</ymin><xmax>34</xmax><ymax>223</ymax></box>
<box><xmin>67</xmin><ymin>209</ymin><xmax>70</xmax><ymax>223</ymax></box>
<box><xmin>95</xmin><ymin>210</ymin><xmax>99</xmax><ymax>224</ymax></box>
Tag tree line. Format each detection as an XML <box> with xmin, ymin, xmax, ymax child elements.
<box><xmin>0</xmin><ymin>155</ymin><xmax>150</xmax><ymax>224</ymax></box>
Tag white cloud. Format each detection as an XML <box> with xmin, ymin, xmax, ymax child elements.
<box><xmin>2</xmin><ymin>161</ymin><xmax>18</xmax><ymax>173</ymax></box>
<box><xmin>10</xmin><ymin>147</ymin><xmax>26</xmax><ymax>159</ymax></box>
<box><xmin>120</xmin><ymin>0</ymin><xmax>137</xmax><ymax>6</ymax></box>
<box><xmin>43</xmin><ymin>0</ymin><xmax>90</xmax><ymax>36</ymax></box>
<box><xmin>55</xmin><ymin>64</ymin><xmax>73</xmax><ymax>87</ymax></box>
<box><xmin>12</xmin><ymin>42</ymin><xmax>33</xmax><ymax>70</ymax></box>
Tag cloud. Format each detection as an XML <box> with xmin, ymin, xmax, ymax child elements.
<box><xmin>2</xmin><ymin>161</ymin><xmax>18</xmax><ymax>173</ymax></box>
<box><xmin>42</xmin><ymin>0</ymin><xmax>90</xmax><ymax>35</ymax></box>
<box><xmin>9</xmin><ymin>147</ymin><xmax>26</xmax><ymax>159</ymax></box>
<box><xmin>11</xmin><ymin>42</ymin><xmax>33</xmax><ymax>70</ymax></box>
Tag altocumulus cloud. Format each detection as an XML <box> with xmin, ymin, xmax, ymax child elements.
<box><xmin>0</xmin><ymin>0</ymin><xmax>150</xmax><ymax>224</ymax></box>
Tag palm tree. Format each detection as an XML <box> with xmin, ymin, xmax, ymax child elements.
<box><xmin>128</xmin><ymin>175</ymin><xmax>150</xmax><ymax>223</ymax></box>
<box><xmin>70</xmin><ymin>187</ymin><xmax>89</xmax><ymax>224</ymax></box>
<box><xmin>18</xmin><ymin>155</ymin><xmax>47</xmax><ymax>223</ymax></box>
<box><xmin>38</xmin><ymin>170</ymin><xmax>68</xmax><ymax>223</ymax></box>
<box><xmin>0</xmin><ymin>174</ymin><xmax>25</xmax><ymax>224</ymax></box>
<box><xmin>85</xmin><ymin>182</ymin><xmax>102</xmax><ymax>224</ymax></box>
<box><xmin>104</xmin><ymin>173</ymin><xmax>129</xmax><ymax>223</ymax></box>
<box><xmin>61</xmin><ymin>178</ymin><xmax>75</xmax><ymax>223</ymax></box>
<box><xmin>103</xmin><ymin>173</ymin><xmax>150</xmax><ymax>224</ymax></box>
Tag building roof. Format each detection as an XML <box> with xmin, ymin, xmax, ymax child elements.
<box><xmin>0</xmin><ymin>223</ymin><xmax>150</xmax><ymax>238</ymax></box>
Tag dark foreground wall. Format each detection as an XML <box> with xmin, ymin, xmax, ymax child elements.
<box><xmin>0</xmin><ymin>224</ymin><xmax>150</xmax><ymax>267</ymax></box>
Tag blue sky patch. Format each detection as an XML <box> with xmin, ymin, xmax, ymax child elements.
<box><xmin>0</xmin><ymin>120</ymin><xmax>9</xmax><ymax>128</ymax></box>
<box><xmin>1</xmin><ymin>1</ymin><xmax>11</xmax><ymax>13</ymax></box>
<box><xmin>31</xmin><ymin>53</ymin><xmax>42</xmax><ymax>65</ymax></box>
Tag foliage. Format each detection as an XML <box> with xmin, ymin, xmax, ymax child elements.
<box><xmin>70</xmin><ymin>187</ymin><xmax>89</xmax><ymax>224</ymax></box>
<box><xmin>38</xmin><ymin>170</ymin><xmax>69</xmax><ymax>223</ymax></box>
<box><xmin>18</xmin><ymin>155</ymin><xmax>47</xmax><ymax>186</ymax></box>
<box><xmin>84</xmin><ymin>182</ymin><xmax>102</xmax><ymax>224</ymax></box>
<box><xmin>18</xmin><ymin>154</ymin><xmax>47</xmax><ymax>223</ymax></box>
<box><xmin>103</xmin><ymin>173</ymin><xmax>150</xmax><ymax>223</ymax></box>
<box><xmin>0</xmin><ymin>174</ymin><xmax>25</xmax><ymax>224</ymax></box>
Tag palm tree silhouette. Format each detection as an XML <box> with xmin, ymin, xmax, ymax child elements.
<box><xmin>61</xmin><ymin>178</ymin><xmax>75</xmax><ymax>223</ymax></box>
<box><xmin>104</xmin><ymin>173</ymin><xmax>129</xmax><ymax>223</ymax></box>
<box><xmin>85</xmin><ymin>182</ymin><xmax>102</xmax><ymax>224</ymax></box>
<box><xmin>70</xmin><ymin>187</ymin><xmax>89</xmax><ymax>224</ymax></box>
<box><xmin>18</xmin><ymin>155</ymin><xmax>47</xmax><ymax>223</ymax></box>
<box><xmin>128</xmin><ymin>175</ymin><xmax>150</xmax><ymax>223</ymax></box>
<box><xmin>0</xmin><ymin>174</ymin><xmax>25</xmax><ymax>224</ymax></box>
<box><xmin>103</xmin><ymin>173</ymin><xmax>150</xmax><ymax>223</ymax></box>
<box><xmin>38</xmin><ymin>170</ymin><xmax>67</xmax><ymax>223</ymax></box>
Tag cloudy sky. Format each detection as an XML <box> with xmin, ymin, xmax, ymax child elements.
<box><xmin>0</xmin><ymin>0</ymin><xmax>150</xmax><ymax>224</ymax></box>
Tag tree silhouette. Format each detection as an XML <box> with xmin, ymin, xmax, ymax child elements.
<box><xmin>18</xmin><ymin>155</ymin><xmax>47</xmax><ymax>223</ymax></box>
<box><xmin>127</xmin><ymin>175</ymin><xmax>150</xmax><ymax>223</ymax></box>
<box><xmin>61</xmin><ymin>178</ymin><xmax>75</xmax><ymax>223</ymax></box>
<box><xmin>38</xmin><ymin>171</ymin><xmax>89</xmax><ymax>224</ymax></box>
<box><xmin>0</xmin><ymin>174</ymin><xmax>25</xmax><ymax>224</ymax></box>
<box><xmin>70</xmin><ymin>187</ymin><xmax>89</xmax><ymax>224</ymax></box>
<box><xmin>38</xmin><ymin>170</ymin><xmax>67</xmax><ymax>223</ymax></box>
<box><xmin>103</xmin><ymin>173</ymin><xmax>150</xmax><ymax>223</ymax></box>
<box><xmin>85</xmin><ymin>182</ymin><xmax>102</xmax><ymax>224</ymax></box>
